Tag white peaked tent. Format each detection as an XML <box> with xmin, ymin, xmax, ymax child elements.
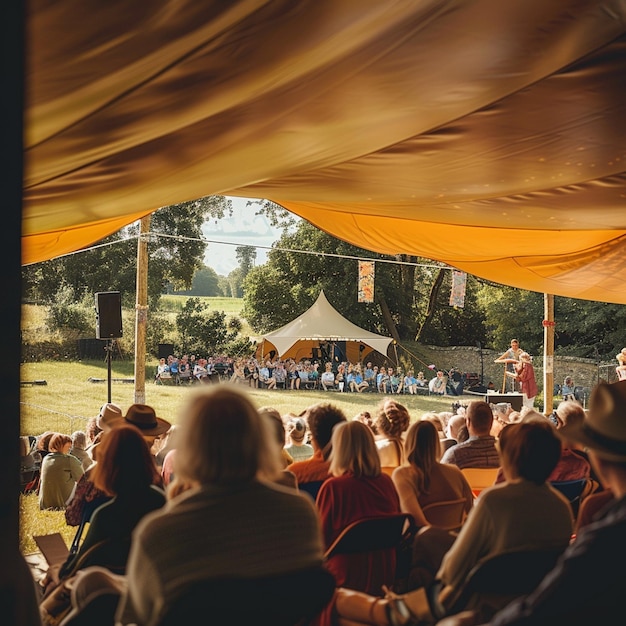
<box><xmin>258</xmin><ymin>291</ymin><xmax>393</xmax><ymax>364</ymax></box>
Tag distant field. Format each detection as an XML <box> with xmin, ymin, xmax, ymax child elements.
<box><xmin>160</xmin><ymin>295</ymin><xmax>243</xmax><ymax>315</ymax></box>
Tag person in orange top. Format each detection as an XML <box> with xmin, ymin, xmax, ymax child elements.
<box><xmin>287</xmin><ymin>403</ymin><xmax>347</xmax><ymax>500</ymax></box>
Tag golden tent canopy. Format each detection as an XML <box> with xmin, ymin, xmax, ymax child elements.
<box><xmin>23</xmin><ymin>0</ymin><xmax>626</xmax><ymax>303</ymax></box>
<box><xmin>256</xmin><ymin>291</ymin><xmax>393</xmax><ymax>364</ymax></box>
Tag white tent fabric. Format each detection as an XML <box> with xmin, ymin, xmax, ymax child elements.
<box><xmin>259</xmin><ymin>291</ymin><xmax>393</xmax><ymax>363</ymax></box>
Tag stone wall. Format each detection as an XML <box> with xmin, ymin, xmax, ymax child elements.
<box><xmin>394</xmin><ymin>345</ymin><xmax>619</xmax><ymax>394</ymax></box>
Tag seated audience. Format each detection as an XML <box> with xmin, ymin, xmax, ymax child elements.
<box><xmin>258</xmin><ymin>406</ymin><xmax>298</xmax><ymax>489</ymax></box>
<box><xmin>321</xmin><ymin>362</ymin><xmax>336</xmax><ymax>391</ymax></box>
<box><xmin>39</xmin><ymin>433</ymin><xmax>85</xmax><ymax>510</ymax></box>
<box><xmin>433</xmin><ymin>380</ymin><xmax>626</xmax><ymax>626</ymax></box>
<box><xmin>429</xmin><ymin>370</ymin><xmax>447</xmax><ymax>395</ymax></box>
<box><xmin>403</xmin><ymin>371</ymin><xmax>418</xmax><ymax>395</ymax></box>
<box><xmin>375</xmin><ymin>398</ymin><xmax>411</xmax><ymax>467</ymax></box>
<box><xmin>548</xmin><ymin>401</ymin><xmax>592</xmax><ymax>483</ymax></box>
<box><xmin>315</xmin><ymin>420</ymin><xmax>401</xmax><ymax>626</ymax></box>
<box><xmin>113</xmin><ymin>385</ymin><xmax>325</xmax><ymax>626</ymax></box>
<box><xmin>332</xmin><ymin>418</ymin><xmax>574</xmax><ymax>625</ymax></box>
<box><xmin>441</xmin><ymin>401</ymin><xmax>500</xmax><ymax>470</ymax></box>
<box><xmin>40</xmin><ymin>424</ymin><xmax>166</xmax><ymax>610</ymax></box>
<box><xmin>561</xmin><ymin>375</ymin><xmax>576</xmax><ymax>401</ymax></box>
<box><xmin>69</xmin><ymin>431</ymin><xmax>92</xmax><ymax>472</ymax></box>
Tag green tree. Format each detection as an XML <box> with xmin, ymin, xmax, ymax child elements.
<box><xmin>171</xmin><ymin>266</ymin><xmax>222</xmax><ymax>296</ymax></box>
<box><xmin>22</xmin><ymin>195</ymin><xmax>233</xmax><ymax>307</ymax></box>
<box><xmin>175</xmin><ymin>297</ymin><xmax>241</xmax><ymax>356</ymax></box>
<box><xmin>236</xmin><ymin>245</ymin><xmax>257</xmax><ymax>278</ymax></box>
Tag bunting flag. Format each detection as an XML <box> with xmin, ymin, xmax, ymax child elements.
<box><xmin>358</xmin><ymin>261</ymin><xmax>375</xmax><ymax>303</ymax></box>
<box><xmin>449</xmin><ymin>270</ymin><xmax>467</xmax><ymax>308</ymax></box>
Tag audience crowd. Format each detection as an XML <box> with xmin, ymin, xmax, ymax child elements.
<box><xmin>21</xmin><ymin>367</ymin><xmax>626</xmax><ymax>626</ymax></box>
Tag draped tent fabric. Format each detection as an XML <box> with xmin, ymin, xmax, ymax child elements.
<box><xmin>257</xmin><ymin>291</ymin><xmax>393</xmax><ymax>363</ymax></box>
<box><xmin>23</xmin><ymin>0</ymin><xmax>626</xmax><ymax>303</ymax></box>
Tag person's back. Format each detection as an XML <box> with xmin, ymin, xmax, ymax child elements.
<box><xmin>284</xmin><ymin>417</ymin><xmax>314</xmax><ymax>462</ymax></box>
<box><xmin>436</xmin><ymin>420</ymin><xmax>573</xmax><ymax>607</ymax></box>
<box><xmin>56</xmin><ymin>424</ymin><xmax>165</xmax><ymax>581</ymax></box>
<box><xmin>69</xmin><ymin>431</ymin><xmax>92</xmax><ymax>472</ymax></box>
<box><xmin>433</xmin><ymin>380</ymin><xmax>626</xmax><ymax>626</ymax></box>
<box><xmin>392</xmin><ymin>420</ymin><xmax>473</xmax><ymax>529</ymax></box>
<box><xmin>441</xmin><ymin>401</ymin><xmax>500</xmax><ymax>470</ymax></box>
<box><xmin>287</xmin><ymin>403</ymin><xmax>347</xmax><ymax>489</ymax></box>
<box><xmin>316</xmin><ymin>420</ymin><xmax>401</xmax><ymax>617</ymax></box>
<box><xmin>39</xmin><ymin>433</ymin><xmax>85</xmax><ymax>509</ymax></box>
<box><xmin>374</xmin><ymin>398</ymin><xmax>410</xmax><ymax>468</ymax></box>
<box><xmin>117</xmin><ymin>386</ymin><xmax>324</xmax><ymax>626</ymax></box>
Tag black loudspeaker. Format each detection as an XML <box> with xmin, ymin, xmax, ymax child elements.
<box><xmin>95</xmin><ymin>291</ymin><xmax>123</xmax><ymax>339</ymax></box>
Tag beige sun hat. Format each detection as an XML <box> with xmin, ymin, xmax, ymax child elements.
<box><xmin>558</xmin><ymin>380</ymin><xmax>626</xmax><ymax>462</ymax></box>
<box><xmin>96</xmin><ymin>402</ymin><xmax>123</xmax><ymax>431</ymax></box>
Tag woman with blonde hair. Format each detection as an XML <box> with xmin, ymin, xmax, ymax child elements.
<box><xmin>316</xmin><ymin>420</ymin><xmax>401</xmax><ymax>612</ymax></box>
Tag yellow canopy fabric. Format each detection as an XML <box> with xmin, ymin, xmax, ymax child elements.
<box><xmin>23</xmin><ymin>0</ymin><xmax>626</xmax><ymax>303</ymax></box>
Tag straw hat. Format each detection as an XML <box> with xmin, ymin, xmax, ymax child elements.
<box><xmin>124</xmin><ymin>404</ymin><xmax>171</xmax><ymax>436</ymax></box>
<box><xmin>558</xmin><ymin>380</ymin><xmax>626</xmax><ymax>462</ymax></box>
<box><xmin>96</xmin><ymin>403</ymin><xmax>123</xmax><ymax>431</ymax></box>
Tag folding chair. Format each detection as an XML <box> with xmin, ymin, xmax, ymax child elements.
<box><xmin>324</xmin><ymin>513</ymin><xmax>415</xmax><ymax>594</ymax></box>
<box><xmin>428</xmin><ymin>547</ymin><xmax>564</xmax><ymax>621</ymax></box>
<box><xmin>156</xmin><ymin>566</ymin><xmax>336</xmax><ymax>626</ymax></box>
<box><xmin>460</xmin><ymin>467</ymin><xmax>500</xmax><ymax>498</ymax></box>
<box><xmin>550</xmin><ymin>477</ymin><xmax>599</xmax><ymax>519</ymax></box>
<box><xmin>421</xmin><ymin>498</ymin><xmax>468</xmax><ymax>531</ymax></box>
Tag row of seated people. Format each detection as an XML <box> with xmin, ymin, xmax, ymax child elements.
<box><xmin>155</xmin><ymin>354</ymin><xmax>235</xmax><ymax>385</ymax></box>
<box><xmin>32</xmin><ymin>385</ymin><xmax>621</xmax><ymax>626</ymax></box>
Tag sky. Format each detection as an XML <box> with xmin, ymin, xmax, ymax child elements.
<box><xmin>201</xmin><ymin>197</ymin><xmax>283</xmax><ymax>276</ymax></box>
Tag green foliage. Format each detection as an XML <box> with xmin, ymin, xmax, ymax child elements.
<box><xmin>235</xmin><ymin>245</ymin><xmax>257</xmax><ymax>278</ymax></box>
<box><xmin>175</xmin><ymin>297</ymin><xmax>241</xmax><ymax>356</ymax></box>
<box><xmin>46</xmin><ymin>287</ymin><xmax>92</xmax><ymax>334</ymax></box>
<box><xmin>22</xmin><ymin>195</ymin><xmax>233</xmax><ymax>308</ymax></box>
<box><xmin>417</xmin><ymin>274</ymin><xmax>488</xmax><ymax>347</ymax></box>
<box><xmin>170</xmin><ymin>266</ymin><xmax>222</xmax><ymax>296</ymax></box>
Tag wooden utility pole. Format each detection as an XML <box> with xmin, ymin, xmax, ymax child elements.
<box><xmin>134</xmin><ymin>215</ymin><xmax>151</xmax><ymax>404</ymax></box>
<box><xmin>543</xmin><ymin>293</ymin><xmax>555</xmax><ymax>415</ymax></box>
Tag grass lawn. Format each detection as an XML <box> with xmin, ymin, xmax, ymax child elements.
<box><xmin>20</xmin><ymin>359</ymin><xmax>466</xmax><ymax>554</ymax></box>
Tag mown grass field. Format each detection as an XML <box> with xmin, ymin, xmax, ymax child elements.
<box><xmin>20</xmin><ymin>359</ymin><xmax>462</xmax><ymax>554</ymax></box>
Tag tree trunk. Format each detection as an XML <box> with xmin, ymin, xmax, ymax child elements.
<box><xmin>377</xmin><ymin>295</ymin><xmax>401</xmax><ymax>343</ymax></box>
<box><xmin>415</xmin><ymin>268</ymin><xmax>445</xmax><ymax>341</ymax></box>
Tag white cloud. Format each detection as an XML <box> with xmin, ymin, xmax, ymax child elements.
<box><xmin>202</xmin><ymin>197</ymin><xmax>281</xmax><ymax>276</ymax></box>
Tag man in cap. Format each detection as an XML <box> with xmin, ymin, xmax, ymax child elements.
<box><xmin>437</xmin><ymin>380</ymin><xmax>626</xmax><ymax>626</ymax></box>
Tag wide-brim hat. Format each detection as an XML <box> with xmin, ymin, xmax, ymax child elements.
<box><xmin>96</xmin><ymin>402</ymin><xmax>123</xmax><ymax>431</ymax></box>
<box><xmin>558</xmin><ymin>380</ymin><xmax>626</xmax><ymax>462</ymax></box>
<box><xmin>124</xmin><ymin>404</ymin><xmax>171</xmax><ymax>436</ymax></box>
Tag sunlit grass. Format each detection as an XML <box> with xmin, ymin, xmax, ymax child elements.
<box><xmin>20</xmin><ymin>360</ymin><xmax>460</xmax><ymax>555</ymax></box>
